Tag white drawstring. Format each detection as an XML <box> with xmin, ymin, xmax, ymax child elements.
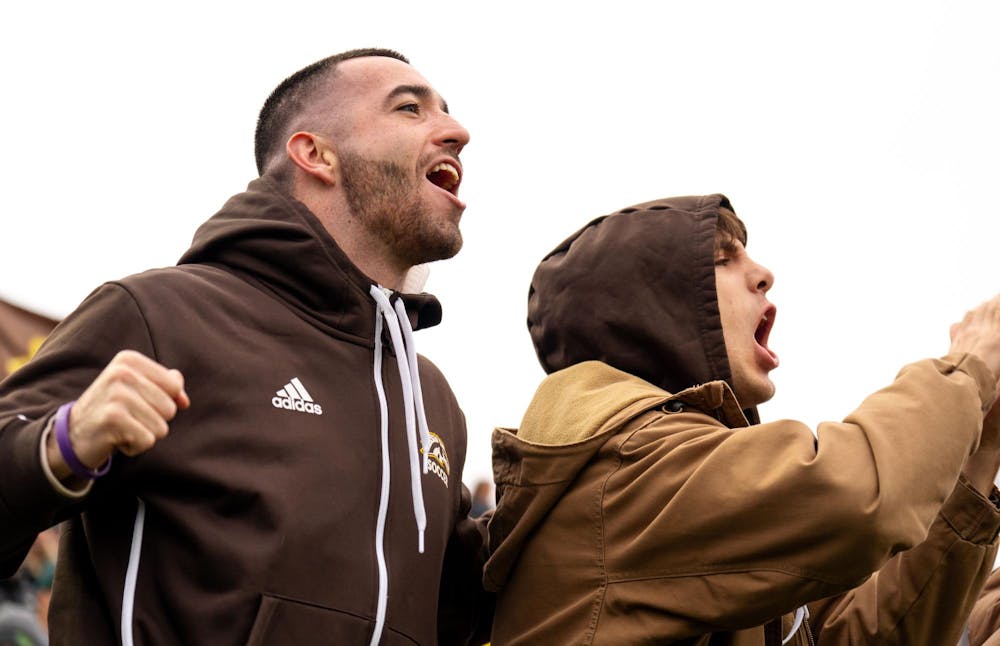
<box><xmin>368</xmin><ymin>309</ymin><xmax>391</xmax><ymax>646</ymax></box>
<box><xmin>370</xmin><ymin>286</ymin><xmax>428</xmax><ymax>554</ymax></box>
<box><xmin>367</xmin><ymin>286</ymin><xmax>432</xmax><ymax>646</ymax></box>
<box><xmin>121</xmin><ymin>499</ymin><xmax>146</xmax><ymax>646</ymax></box>
<box><xmin>782</xmin><ymin>605</ymin><xmax>809</xmax><ymax>644</ymax></box>
<box><xmin>393</xmin><ymin>298</ymin><xmax>434</xmax><ymax>476</ymax></box>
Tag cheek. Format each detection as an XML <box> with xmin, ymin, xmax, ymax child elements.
<box><xmin>717</xmin><ymin>298</ymin><xmax>739</xmax><ymax>352</ymax></box>
<box><xmin>715</xmin><ymin>278</ymin><xmax>747</xmax><ymax>356</ymax></box>
<box><xmin>715</xmin><ymin>283</ymin><xmax>735</xmax><ymax>329</ymax></box>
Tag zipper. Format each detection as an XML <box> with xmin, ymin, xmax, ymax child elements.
<box><xmin>781</xmin><ymin>606</ymin><xmax>811</xmax><ymax>645</ymax></box>
<box><xmin>366</xmin><ymin>285</ymin><xmax>432</xmax><ymax>644</ymax></box>
<box><xmin>121</xmin><ymin>498</ymin><xmax>146</xmax><ymax>646</ymax></box>
<box><xmin>803</xmin><ymin>615</ymin><xmax>815</xmax><ymax>646</ymax></box>
<box><xmin>368</xmin><ymin>292</ymin><xmax>392</xmax><ymax>646</ymax></box>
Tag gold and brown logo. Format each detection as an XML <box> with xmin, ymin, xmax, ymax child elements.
<box><xmin>422</xmin><ymin>432</ymin><xmax>450</xmax><ymax>487</ymax></box>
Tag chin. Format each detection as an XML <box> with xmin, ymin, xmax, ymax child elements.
<box><xmin>734</xmin><ymin>378</ymin><xmax>776</xmax><ymax>409</ymax></box>
<box><xmin>754</xmin><ymin>382</ymin><xmax>777</xmax><ymax>407</ymax></box>
<box><xmin>428</xmin><ymin>227</ymin><xmax>464</xmax><ymax>261</ymax></box>
<box><xmin>408</xmin><ymin>237</ymin><xmax>462</xmax><ymax>266</ymax></box>
<box><xmin>754</xmin><ymin>388</ymin><xmax>776</xmax><ymax>407</ymax></box>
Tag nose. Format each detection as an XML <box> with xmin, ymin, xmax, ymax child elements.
<box><xmin>435</xmin><ymin>113</ymin><xmax>470</xmax><ymax>155</ymax></box>
<box><xmin>752</xmin><ymin>260</ymin><xmax>775</xmax><ymax>293</ymax></box>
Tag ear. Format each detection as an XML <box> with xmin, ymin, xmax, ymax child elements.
<box><xmin>286</xmin><ymin>132</ymin><xmax>338</xmax><ymax>186</ymax></box>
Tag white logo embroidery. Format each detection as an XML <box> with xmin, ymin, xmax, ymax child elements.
<box><xmin>272</xmin><ymin>377</ymin><xmax>324</xmax><ymax>415</ymax></box>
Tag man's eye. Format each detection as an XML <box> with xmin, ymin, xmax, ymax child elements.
<box><xmin>398</xmin><ymin>103</ymin><xmax>420</xmax><ymax>114</ymax></box>
<box><xmin>714</xmin><ymin>257</ymin><xmax>730</xmax><ymax>267</ymax></box>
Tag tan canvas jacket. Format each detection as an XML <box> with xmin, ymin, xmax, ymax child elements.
<box><xmin>488</xmin><ymin>194</ymin><xmax>1000</xmax><ymax>645</ymax></box>
<box><xmin>969</xmin><ymin>566</ymin><xmax>1000</xmax><ymax>645</ymax></box>
<box><xmin>485</xmin><ymin>359</ymin><xmax>1000</xmax><ymax>645</ymax></box>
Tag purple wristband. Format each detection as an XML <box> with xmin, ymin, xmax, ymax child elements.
<box><xmin>55</xmin><ymin>401</ymin><xmax>112</xmax><ymax>479</ymax></box>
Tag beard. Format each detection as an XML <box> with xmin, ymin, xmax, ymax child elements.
<box><xmin>339</xmin><ymin>149</ymin><xmax>463</xmax><ymax>267</ymax></box>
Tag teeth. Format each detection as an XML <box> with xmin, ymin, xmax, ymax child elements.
<box><xmin>428</xmin><ymin>163</ymin><xmax>460</xmax><ymax>190</ymax></box>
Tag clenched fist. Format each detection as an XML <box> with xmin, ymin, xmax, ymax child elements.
<box><xmin>47</xmin><ymin>350</ymin><xmax>190</xmax><ymax>482</ymax></box>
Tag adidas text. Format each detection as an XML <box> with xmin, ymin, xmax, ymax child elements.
<box><xmin>272</xmin><ymin>377</ymin><xmax>323</xmax><ymax>415</ymax></box>
<box><xmin>272</xmin><ymin>397</ymin><xmax>323</xmax><ymax>415</ymax></box>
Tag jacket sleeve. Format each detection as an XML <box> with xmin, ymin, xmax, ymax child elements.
<box><xmin>969</xmin><ymin>557</ymin><xmax>1000</xmax><ymax>645</ymax></box>
<box><xmin>0</xmin><ymin>283</ymin><xmax>154</xmax><ymax>577</ymax></box>
<box><xmin>600</xmin><ymin>353</ymin><xmax>995</xmax><ymax>631</ymax></box>
<box><xmin>437</xmin><ymin>483</ymin><xmax>495</xmax><ymax>646</ymax></box>
<box><xmin>806</xmin><ymin>477</ymin><xmax>1000</xmax><ymax>644</ymax></box>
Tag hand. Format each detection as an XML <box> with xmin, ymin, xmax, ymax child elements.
<box><xmin>47</xmin><ymin>350</ymin><xmax>190</xmax><ymax>481</ymax></box>
<box><xmin>950</xmin><ymin>293</ymin><xmax>1000</xmax><ymax>386</ymax></box>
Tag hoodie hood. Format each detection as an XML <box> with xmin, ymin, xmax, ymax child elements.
<box><xmin>528</xmin><ymin>193</ymin><xmax>744</xmax><ymax>401</ymax></box>
<box><xmin>178</xmin><ymin>177</ymin><xmax>443</xmax><ymax>342</ymax></box>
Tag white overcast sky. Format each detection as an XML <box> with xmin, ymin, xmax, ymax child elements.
<box><xmin>2</xmin><ymin>1</ymin><xmax>999</xmax><ymax>487</ymax></box>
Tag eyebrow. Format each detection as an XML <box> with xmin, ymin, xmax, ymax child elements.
<box><xmin>385</xmin><ymin>84</ymin><xmax>450</xmax><ymax>114</ymax></box>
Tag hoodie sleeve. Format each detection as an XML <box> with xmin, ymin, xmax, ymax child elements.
<box><xmin>596</xmin><ymin>353</ymin><xmax>994</xmax><ymax>631</ymax></box>
<box><xmin>806</xmin><ymin>477</ymin><xmax>1000</xmax><ymax>644</ymax></box>
<box><xmin>0</xmin><ymin>283</ymin><xmax>155</xmax><ymax>577</ymax></box>
<box><xmin>437</xmin><ymin>484</ymin><xmax>495</xmax><ymax>645</ymax></box>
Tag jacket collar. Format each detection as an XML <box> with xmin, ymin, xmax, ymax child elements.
<box><xmin>672</xmin><ymin>380</ymin><xmax>751</xmax><ymax>428</ymax></box>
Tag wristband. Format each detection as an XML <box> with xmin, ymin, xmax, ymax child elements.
<box><xmin>55</xmin><ymin>401</ymin><xmax>112</xmax><ymax>479</ymax></box>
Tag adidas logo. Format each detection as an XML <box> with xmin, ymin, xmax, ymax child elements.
<box><xmin>272</xmin><ymin>377</ymin><xmax>324</xmax><ymax>415</ymax></box>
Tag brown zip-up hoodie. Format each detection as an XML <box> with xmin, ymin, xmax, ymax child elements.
<box><xmin>0</xmin><ymin>178</ymin><xmax>491</xmax><ymax>645</ymax></box>
<box><xmin>484</xmin><ymin>195</ymin><xmax>1000</xmax><ymax>644</ymax></box>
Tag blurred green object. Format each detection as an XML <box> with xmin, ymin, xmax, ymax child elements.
<box><xmin>0</xmin><ymin>603</ymin><xmax>47</xmax><ymax>646</ymax></box>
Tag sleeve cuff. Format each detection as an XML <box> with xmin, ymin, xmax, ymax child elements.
<box><xmin>940</xmin><ymin>476</ymin><xmax>1000</xmax><ymax>544</ymax></box>
<box><xmin>39</xmin><ymin>416</ymin><xmax>92</xmax><ymax>499</ymax></box>
<box><xmin>950</xmin><ymin>352</ymin><xmax>998</xmax><ymax>413</ymax></box>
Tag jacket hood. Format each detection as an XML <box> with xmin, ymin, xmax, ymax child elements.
<box><xmin>178</xmin><ymin>177</ymin><xmax>443</xmax><ymax>342</ymax></box>
<box><xmin>528</xmin><ymin>193</ymin><xmax>744</xmax><ymax>399</ymax></box>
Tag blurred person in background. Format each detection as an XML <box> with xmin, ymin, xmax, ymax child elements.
<box><xmin>470</xmin><ymin>480</ymin><xmax>494</xmax><ymax>518</ymax></box>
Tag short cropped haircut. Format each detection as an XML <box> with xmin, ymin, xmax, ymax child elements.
<box><xmin>254</xmin><ymin>48</ymin><xmax>409</xmax><ymax>175</ymax></box>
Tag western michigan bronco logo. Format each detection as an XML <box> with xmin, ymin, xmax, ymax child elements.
<box><xmin>422</xmin><ymin>433</ymin><xmax>450</xmax><ymax>486</ymax></box>
<box><xmin>272</xmin><ymin>377</ymin><xmax>323</xmax><ymax>415</ymax></box>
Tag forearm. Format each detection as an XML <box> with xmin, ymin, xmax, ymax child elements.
<box><xmin>0</xmin><ymin>283</ymin><xmax>156</xmax><ymax>569</ymax></box>
<box><xmin>0</xmin><ymin>415</ymin><xmax>75</xmax><ymax>576</ymax></box>
<box><xmin>963</xmin><ymin>394</ymin><xmax>1000</xmax><ymax>498</ymax></box>
<box><xmin>809</xmin><ymin>478</ymin><xmax>1000</xmax><ymax>644</ymax></box>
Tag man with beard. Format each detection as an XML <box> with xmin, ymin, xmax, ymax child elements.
<box><xmin>0</xmin><ymin>49</ymin><xmax>492</xmax><ymax>645</ymax></box>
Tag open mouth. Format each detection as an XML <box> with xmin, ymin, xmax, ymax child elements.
<box><xmin>755</xmin><ymin>305</ymin><xmax>777</xmax><ymax>356</ymax></box>
<box><xmin>426</xmin><ymin>161</ymin><xmax>461</xmax><ymax>195</ymax></box>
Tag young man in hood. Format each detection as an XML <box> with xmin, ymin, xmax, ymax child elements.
<box><xmin>0</xmin><ymin>49</ymin><xmax>492</xmax><ymax>645</ymax></box>
<box><xmin>485</xmin><ymin>194</ymin><xmax>1000</xmax><ymax>645</ymax></box>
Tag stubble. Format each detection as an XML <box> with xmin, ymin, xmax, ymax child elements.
<box><xmin>339</xmin><ymin>150</ymin><xmax>463</xmax><ymax>267</ymax></box>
